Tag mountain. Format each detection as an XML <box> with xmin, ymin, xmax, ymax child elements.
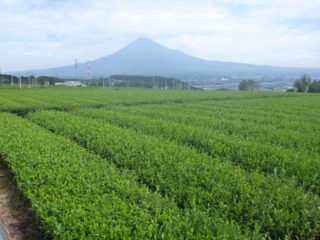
<box><xmin>15</xmin><ymin>37</ymin><xmax>320</xmax><ymax>79</ymax></box>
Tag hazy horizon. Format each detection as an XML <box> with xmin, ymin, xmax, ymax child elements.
<box><xmin>1</xmin><ymin>0</ymin><xmax>320</xmax><ymax>72</ymax></box>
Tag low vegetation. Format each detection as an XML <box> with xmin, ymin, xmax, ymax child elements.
<box><xmin>0</xmin><ymin>87</ymin><xmax>319</xmax><ymax>239</ymax></box>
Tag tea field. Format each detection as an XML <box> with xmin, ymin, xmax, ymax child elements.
<box><xmin>0</xmin><ymin>87</ymin><xmax>319</xmax><ymax>239</ymax></box>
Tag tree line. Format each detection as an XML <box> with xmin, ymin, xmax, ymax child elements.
<box><xmin>289</xmin><ymin>74</ymin><xmax>320</xmax><ymax>93</ymax></box>
<box><xmin>238</xmin><ymin>75</ymin><xmax>320</xmax><ymax>93</ymax></box>
<box><xmin>0</xmin><ymin>74</ymin><xmax>63</xmax><ymax>86</ymax></box>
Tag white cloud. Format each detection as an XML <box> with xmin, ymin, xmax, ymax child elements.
<box><xmin>0</xmin><ymin>0</ymin><xmax>319</xmax><ymax>71</ymax></box>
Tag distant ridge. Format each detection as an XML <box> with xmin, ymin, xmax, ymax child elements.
<box><xmin>14</xmin><ymin>37</ymin><xmax>320</xmax><ymax>79</ymax></box>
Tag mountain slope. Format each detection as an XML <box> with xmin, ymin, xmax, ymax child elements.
<box><xmin>15</xmin><ymin>37</ymin><xmax>320</xmax><ymax>78</ymax></box>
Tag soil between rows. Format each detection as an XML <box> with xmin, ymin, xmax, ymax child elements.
<box><xmin>0</xmin><ymin>159</ymin><xmax>44</xmax><ymax>240</ymax></box>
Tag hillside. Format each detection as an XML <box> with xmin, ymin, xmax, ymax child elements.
<box><xmin>15</xmin><ymin>38</ymin><xmax>320</xmax><ymax>79</ymax></box>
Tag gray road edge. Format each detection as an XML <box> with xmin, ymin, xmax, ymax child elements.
<box><xmin>0</xmin><ymin>220</ymin><xmax>9</xmax><ymax>240</ymax></box>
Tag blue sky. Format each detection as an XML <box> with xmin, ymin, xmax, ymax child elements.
<box><xmin>0</xmin><ymin>0</ymin><xmax>320</xmax><ymax>72</ymax></box>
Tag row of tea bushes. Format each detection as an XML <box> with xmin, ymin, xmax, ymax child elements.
<box><xmin>28</xmin><ymin>110</ymin><xmax>320</xmax><ymax>239</ymax></box>
<box><xmin>0</xmin><ymin>113</ymin><xmax>240</xmax><ymax>239</ymax></box>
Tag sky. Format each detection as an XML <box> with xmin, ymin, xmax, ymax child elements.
<box><xmin>0</xmin><ymin>0</ymin><xmax>320</xmax><ymax>72</ymax></box>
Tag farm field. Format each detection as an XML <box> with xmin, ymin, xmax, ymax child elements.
<box><xmin>0</xmin><ymin>87</ymin><xmax>319</xmax><ymax>239</ymax></box>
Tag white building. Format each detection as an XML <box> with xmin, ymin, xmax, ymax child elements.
<box><xmin>54</xmin><ymin>81</ymin><xmax>86</xmax><ymax>87</ymax></box>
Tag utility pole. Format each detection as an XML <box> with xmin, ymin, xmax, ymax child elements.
<box><xmin>19</xmin><ymin>76</ymin><xmax>22</xmax><ymax>89</ymax></box>
<box><xmin>11</xmin><ymin>75</ymin><xmax>13</xmax><ymax>85</ymax></box>
<box><xmin>34</xmin><ymin>73</ymin><xmax>37</xmax><ymax>86</ymax></box>
<box><xmin>85</xmin><ymin>60</ymin><xmax>91</xmax><ymax>86</ymax></box>
<box><xmin>102</xmin><ymin>78</ymin><xmax>105</xmax><ymax>88</ymax></box>
<box><xmin>152</xmin><ymin>75</ymin><xmax>155</xmax><ymax>89</ymax></box>
<box><xmin>74</xmin><ymin>58</ymin><xmax>78</xmax><ymax>79</ymax></box>
<box><xmin>28</xmin><ymin>77</ymin><xmax>31</xmax><ymax>88</ymax></box>
<box><xmin>0</xmin><ymin>67</ymin><xmax>2</xmax><ymax>87</ymax></box>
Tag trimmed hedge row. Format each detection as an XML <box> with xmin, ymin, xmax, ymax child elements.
<box><xmin>28</xmin><ymin>110</ymin><xmax>320</xmax><ymax>239</ymax></box>
<box><xmin>72</xmin><ymin>108</ymin><xmax>320</xmax><ymax>194</ymax></box>
<box><xmin>0</xmin><ymin>113</ymin><xmax>240</xmax><ymax>239</ymax></box>
<box><xmin>94</xmin><ymin>104</ymin><xmax>320</xmax><ymax>154</ymax></box>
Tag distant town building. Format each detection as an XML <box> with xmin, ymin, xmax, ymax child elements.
<box><xmin>54</xmin><ymin>81</ymin><xmax>86</xmax><ymax>87</ymax></box>
<box><xmin>286</xmin><ymin>87</ymin><xmax>297</xmax><ymax>92</ymax></box>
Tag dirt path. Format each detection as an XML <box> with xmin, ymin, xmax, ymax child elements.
<box><xmin>0</xmin><ymin>220</ymin><xmax>9</xmax><ymax>240</ymax></box>
<box><xmin>0</xmin><ymin>159</ymin><xmax>44</xmax><ymax>240</ymax></box>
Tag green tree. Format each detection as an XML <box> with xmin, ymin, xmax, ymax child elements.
<box><xmin>239</xmin><ymin>79</ymin><xmax>260</xmax><ymax>91</ymax></box>
<box><xmin>293</xmin><ymin>74</ymin><xmax>311</xmax><ymax>92</ymax></box>
<box><xmin>308</xmin><ymin>80</ymin><xmax>320</xmax><ymax>93</ymax></box>
<box><xmin>37</xmin><ymin>76</ymin><xmax>47</xmax><ymax>87</ymax></box>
